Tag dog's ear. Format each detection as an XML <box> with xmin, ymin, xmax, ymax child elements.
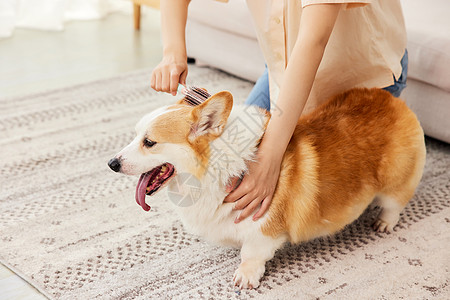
<box><xmin>189</xmin><ymin>91</ymin><xmax>233</xmax><ymax>141</ymax></box>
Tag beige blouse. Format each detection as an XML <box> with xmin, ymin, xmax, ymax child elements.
<box><xmin>214</xmin><ymin>0</ymin><xmax>407</xmax><ymax>114</ymax></box>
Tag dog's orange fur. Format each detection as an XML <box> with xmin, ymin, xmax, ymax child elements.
<box><xmin>261</xmin><ymin>88</ymin><xmax>426</xmax><ymax>242</ymax></box>
<box><xmin>117</xmin><ymin>87</ymin><xmax>425</xmax><ymax>289</ymax></box>
<box><xmin>140</xmin><ymin>88</ymin><xmax>424</xmax><ymax>243</ymax></box>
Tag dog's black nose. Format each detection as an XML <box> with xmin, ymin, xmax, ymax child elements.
<box><xmin>108</xmin><ymin>158</ymin><xmax>121</xmax><ymax>172</ymax></box>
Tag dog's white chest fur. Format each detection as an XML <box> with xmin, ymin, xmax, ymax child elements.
<box><xmin>165</xmin><ymin>105</ymin><xmax>269</xmax><ymax>247</ymax></box>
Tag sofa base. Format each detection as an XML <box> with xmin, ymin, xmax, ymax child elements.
<box><xmin>186</xmin><ymin>20</ymin><xmax>265</xmax><ymax>83</ymax></box>
<box><xmin>402</xmin><ymin>79</ymin><xmax>450</xmax><ymax>143</ymax></box>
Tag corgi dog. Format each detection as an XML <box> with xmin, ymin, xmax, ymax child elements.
<box><xmin>108</xmin><ymin>88</ymin><xmax>425</xmax><ymax>289</ymax></box>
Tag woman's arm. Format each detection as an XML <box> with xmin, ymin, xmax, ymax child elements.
<box><xmin>150</xmin><ymin>0</ymin><xmax>191</xmax><ymax>95</ymax></box>
<box><xmin>261</xmin><ymin>3</ymin><xmax>342</xmax><ymax>162</ymax></box>
<box><xmin>224</xmin><ymin>4</ymin><xmax>342</xmax><ymax>222</ymax></box>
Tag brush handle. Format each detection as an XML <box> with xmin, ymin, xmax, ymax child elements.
<box><xmin>177</xmin><ymin>83</ymin><xmax>187</xmax><ymax>95</ymax></box>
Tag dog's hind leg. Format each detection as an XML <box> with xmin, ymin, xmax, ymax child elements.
<box><xmin>373</xmin><ymin>143</ymin><xmax>425</xmax><ymax>233</ymax></box>
<box><xmin>372</xmin><ymin>193</ymin><xmax>408</xmax><ymax>233</ymax></box>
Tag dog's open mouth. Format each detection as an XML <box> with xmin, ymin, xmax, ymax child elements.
<box><xmin>135</xmin><ymin>163</ymin><xmax>175</xmax><ymax>211</ymax></box>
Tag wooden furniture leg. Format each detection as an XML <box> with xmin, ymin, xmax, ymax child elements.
<box><xmin>133</xmin><ymin>3</ymin><xmax>141</xmax><ymax>30</ymax></box>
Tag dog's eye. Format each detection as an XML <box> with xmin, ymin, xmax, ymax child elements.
<box><xmin>143</xmin><ymin>138</ymin><xmax>157</xmax><ymax>148</ymax></box>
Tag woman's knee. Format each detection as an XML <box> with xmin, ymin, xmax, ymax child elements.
<box><xmin>245</xmin><ymin>67</ymin><xmax>271</xmax><ymax>111</ymax></box>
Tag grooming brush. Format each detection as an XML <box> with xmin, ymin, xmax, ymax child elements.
<box><xmin>178</xmin><ymin>84</ymin><xmax>211</xmax><ymax>106</ymax></box>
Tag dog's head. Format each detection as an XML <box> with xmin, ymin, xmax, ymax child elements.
<box><xmin>108</xmin><ymin>91</ymin><xmax>234</xmax><ymax>211</ymax></box>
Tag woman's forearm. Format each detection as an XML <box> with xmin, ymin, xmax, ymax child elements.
<box><xmin>160</xmin><ymin>0</ymin><xmax>190</xmax><ymax>57</ymax></box>
<box><xmin>261</xmin><ymin>37</ymin><xmax>328</xmax><ymax>161</ymax></box>
<box><xmin>260</xmin><ymin>4</ymin><xmax>341</xmax><ymax>161</ymax></box>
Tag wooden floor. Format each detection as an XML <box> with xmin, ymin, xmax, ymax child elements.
<box><xmin>0</xmin><ymin>266</ymin><xmax>47</xmax><ymax>300</ymax></box>
<box><xmin>0</xmin><ymin>9</ymin><xmax>162</xmax><ymax>299</ymax></box>
<box><xmin>0</xmin><ymin>10</ymin><xmax>162</xmax><ymax>98</ymax></box>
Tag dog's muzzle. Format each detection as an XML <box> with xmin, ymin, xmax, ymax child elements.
<box><xmin>108</xmin><ymin>158</ymin><xmax>121</xmax><ymax>172</ymax></box>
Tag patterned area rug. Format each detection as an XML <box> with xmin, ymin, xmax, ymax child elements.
<box><xmin>0</xmin><ymin>66</ymin><xmax>449</xmax><ymax>300</ymax></box>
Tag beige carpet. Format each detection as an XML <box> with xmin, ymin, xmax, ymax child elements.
<box><xmin>0</xmin><ymin>65</ymin><xmax>449</xmax><ymax>299</ymax></box>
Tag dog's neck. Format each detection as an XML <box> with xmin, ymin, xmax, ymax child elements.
<box><xmin>202</xmin><ymin>104</ymin><xmax>269</xmax><ymax>190</ymax></box>
<box><xmin>172</xmin><ymin>105</ymin><xmax>268</xmax><ymax>231</ymax></box>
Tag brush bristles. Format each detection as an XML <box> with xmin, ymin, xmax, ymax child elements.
<box><xmin>183</xmin><ymin>86</ymin><xmax>211</xmax><ymax>106</ymax></box>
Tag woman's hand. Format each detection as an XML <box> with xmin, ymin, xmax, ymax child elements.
<box><xmin>150</xmin><ymin>53</ymin><xmax>188</xmax><ymax>96</ymax></box>
<box><xmin>224</xmin><ymin>148</ymin><xmax>282</xmax><ymax>223</ymax></box>
<box><xmin>152</xmin><ymin>0</ymin><xmax>190</xmax><ymax>95</ymax></box>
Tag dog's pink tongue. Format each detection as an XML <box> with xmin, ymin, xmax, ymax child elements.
<box><xmin>136</xmin><ymin>173</ymin><xmax>151</xmax><ymax>211</ymax></box>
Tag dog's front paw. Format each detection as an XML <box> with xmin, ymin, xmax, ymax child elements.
<box><xmin>233</xmin><ymin>260</ymin><xmax>265</xmax><ymax>289</ymax></box>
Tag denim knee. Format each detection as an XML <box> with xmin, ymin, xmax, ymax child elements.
<box><xmin>245</xmin><ymin>67</ymin><xmax>271</xmax><ymax>111</ymax></box>
<box><xmin>383</xmin><ymin>50</ymin><xmax>408</xmax><ymax>97</ymax></box>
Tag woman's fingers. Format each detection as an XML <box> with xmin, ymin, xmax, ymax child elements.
<box><xmin>224</xmin><ymin>176</ymin><xmax>250</xmax><ymax>203</ymax></box>
<box><xmin>154</xmin><ymin>71</ymin><xmax>162</xmax><ymax>92</ymax></box>
<box><xmin>232</xmin><ymin>192</ymin><xmax>255</xmax><ymax>211</ymax></box>
<box><xmin>161</xmin><ymin>66</ymin><xmax>170</xmax><ymax>93</ymax></box>
<box><xmin>235</xmin><ymin>196</ymin><xmax>263</xmax><ymax>223</ymax></box>
<box><xmin>150</xmin><ymin>70</ymin><xmax>156</xmax><ymax>90</ymax></box>
<box><xmin>180</xmin><ymin>68</ymin><xmax>188</xmax><ymax>86</ymax></box>
<box><xmin>223</xmin><ymin>184</ymin><xmax>247</xmax><ymax>203</ymax></box>
<box><xmin>226</xmin><ymin>176</ymin><xmax>240</xmax><ymax>193</ymax></box>
<box><xmin>252</xmin><ymin>196</ymin><xmax>272</xmax><ymax>221</ymax></box>
<box><xmin>170</xmin><ymin>70</ymin><xmax>180</xmax><ymax>96</ymax></box>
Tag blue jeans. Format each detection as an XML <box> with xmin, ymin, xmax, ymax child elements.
<box><xmin>245</xmin><ymin>50</ymin><xmax>409</xmax><ymax>111</ymax></box>
<box><xmin>383</xmin><ymin>50</ymin><xmax>408</xmax><ymax>97</ymax></box>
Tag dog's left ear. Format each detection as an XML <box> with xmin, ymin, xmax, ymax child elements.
<box><xmin>189</xmin><ymin>91</ymin><xmax>233</xmax><ymax>141</ymax></box>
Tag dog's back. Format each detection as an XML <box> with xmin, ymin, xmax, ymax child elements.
<box><xmin>261</xmin><ymin>88</ymin><xmax>426</xmax><ymax>243</ymax></box>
